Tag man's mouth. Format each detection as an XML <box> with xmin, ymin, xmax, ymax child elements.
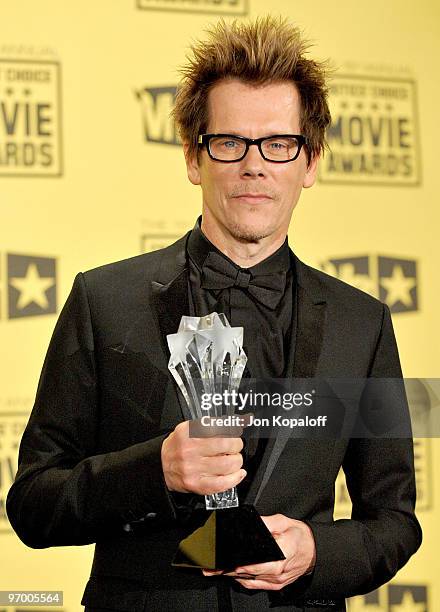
<box><xmin>232</xmin><ymin>193</ymin><xmax>273</xmax><ymax>203</ymax></box>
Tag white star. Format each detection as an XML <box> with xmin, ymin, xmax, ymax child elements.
<box><xmin>380</xmin><ymin>265</ymin><xmax>416</xmax><ymax>309</ymax></box>
<box><xmin>9</xmin><ymin>262</ymin><xmax>55</xmax><ymax>310</ymax></box>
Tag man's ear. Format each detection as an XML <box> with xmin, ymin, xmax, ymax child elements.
<box><xmin>183</xmin><ymin>143</ymin><xmax>201</xmax><ymax>186</ymax></box>
<box><xmin>303</xmin><ymin>153</ymin><xmax>320</xmax><ymax>189</ymax></box>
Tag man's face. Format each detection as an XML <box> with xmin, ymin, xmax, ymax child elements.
<box><xmin>184</xmin><ymin>79</ymin><xmax>319</xmax><ymax>244</ymax></box>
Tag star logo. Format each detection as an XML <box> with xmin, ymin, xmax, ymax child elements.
<box><xmin>9</xmin><ymin>263</ymin><xmax>55</xmax><ymax>310</ymax></box>
<box><xmin>347</xmin><ymin>584</ymin><xmax>428</xmax><ymax>612</ymax></box>
<box><xmin>388</xmin><ymin>585</ymin><xmax>428</xmax><ymax>612</ymax></box>
<box><xmin>380</xmin><ymin>265</ymin><xmax>416</xmax><ymax>309</ymax></box>
<box><xmin>390</xmin><ymin>589</ymin><xmax>427</xmax><ymax>612</ymax></box>
<box><xmin>321</xmin><ymin>255</ymin><xmax>419</xmax><ymax>315</ymax></box>
<box><xmin>7</xmin><ymin>254</ymin><xmax>57</xmax><ymax>319</ymax></box>
<box><xmin>378</xmin><ymin>257</ymin><xmax>418</xmax><ymax>313</ymax></box>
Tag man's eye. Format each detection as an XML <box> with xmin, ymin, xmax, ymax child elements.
<box><xmin>221</xmin><ymin>140</ymin><xmax>239</xmax><ymax>148</ymax></box>
<box><xmin>269</xmin><ymin>141</ymin><xmax>287</xmax><ymax>149</ymax></box>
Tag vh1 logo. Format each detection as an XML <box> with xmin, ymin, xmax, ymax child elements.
<box><xmin>135</xmin><ymin>86</ymin><xmax>180</xmax><ymax>146</ymax></box>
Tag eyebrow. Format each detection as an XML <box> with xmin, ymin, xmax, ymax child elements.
<box><xmin>212</xmin><ymin>131</ymin><xmax>242</xmax><ymax>136</ymax></box>
<box><xmin>209</xmin><ymin>132</ymin><xmax>292</xmax><ymax>138</ymax></box>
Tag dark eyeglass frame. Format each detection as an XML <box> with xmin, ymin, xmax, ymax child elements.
<box><xmin>198</xmin><ymin>133</ymin><xmax>308</xmax><ymax>163</ymax></box>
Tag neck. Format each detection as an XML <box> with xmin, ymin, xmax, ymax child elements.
<box><xmin>200</xmin><ymin>216</ymin><xmax>287</xmax><ymax>268</ymax></box>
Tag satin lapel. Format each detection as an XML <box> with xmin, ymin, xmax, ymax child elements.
<box><xmin>149</xmin><ymin>234</ymin><xmax>192</xmax><ymax>426</ymax></box>
<box><xmin>245</xmin><ymin>256</ymin><xmax>327</xmax><ymax>507</ymax></box>
<box><xmin>151</xmin><ymin>271</ymin><xmax>189</xmax><ymax>368</ymax></box>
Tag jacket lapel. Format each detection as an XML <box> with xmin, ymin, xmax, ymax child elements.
<box><xmin>149</xmin><ymin>233</ymin><xmax>192</xmax><ymax>426</ymax></box>
<box><xmin>245</xmin><ymin>255</ymin><xmax>328</xmax><ymax>506</ymax></box>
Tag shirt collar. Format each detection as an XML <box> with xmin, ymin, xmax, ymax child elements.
<box><xmin>187</xmin><ymin>216</ymin><xmax>292</xmax><ymax>276</ymax></box>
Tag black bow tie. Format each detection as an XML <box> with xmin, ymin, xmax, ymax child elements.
<box><xmin>201</xmin><ymin>251</ymin><xmax>287</xmax><ymax>310</ymax></box>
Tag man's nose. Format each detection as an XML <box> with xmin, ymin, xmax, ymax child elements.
<box><xmin>239</xmin><ymin>143</ymin><xmax>266</xmax><ymax>178</ymax></box>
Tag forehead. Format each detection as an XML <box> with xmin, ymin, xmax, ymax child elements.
<box><xmin>206</xmin><ymin>79</ymin><xmax>302</xmax><ymax>134</ymax></box>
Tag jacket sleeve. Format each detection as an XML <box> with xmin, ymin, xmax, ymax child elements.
<box><xmin>279</xmin><ymin>303</ymin><xmax>422</xmax><ymax>603</ymax></box>
<box><xmin>6</xmin><ymin>272</ymin><xmax>178</xmax><ymax>549</ymax></box>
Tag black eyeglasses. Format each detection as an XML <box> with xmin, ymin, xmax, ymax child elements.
<box><xmin>198</xmin><ymin>133</ymin><xmax>307</xmax><ymax>163</ymax></box>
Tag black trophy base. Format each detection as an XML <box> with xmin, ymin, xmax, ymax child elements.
<box><xmin>172</xmin><ymin>504</ymin><xmax>285</xmax><ymax>571</ymax></box>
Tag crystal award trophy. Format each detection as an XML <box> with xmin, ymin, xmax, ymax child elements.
<box><xmin>167</xmin><ymin>312</ymin><xmax>285</xmax><ymax>570</ymax></box>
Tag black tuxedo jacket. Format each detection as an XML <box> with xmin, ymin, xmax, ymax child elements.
<box><xmin>7</xmin><ymin>233</ymin><xmax>422</xmax><ymax>612</ymax></box>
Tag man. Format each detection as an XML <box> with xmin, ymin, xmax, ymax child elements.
<box><xmin>7</xmin><ymin>17</ymin><xmax>421</xmax><ymax>612</ymax></box>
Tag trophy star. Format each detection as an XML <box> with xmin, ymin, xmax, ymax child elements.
<box><xmin>197</xmin><ymin>326</ymin><xmax>244</xmax><ymax>363</ymax></box>
<box><xmin>170</xmin><ymin>313</ymin><xmax>245</xmax><ymax>366</ymax></box>
<box><xmin>178</xmin><ymin>315</ymin><xmax>203</xmax><ymax>332</ymax></box>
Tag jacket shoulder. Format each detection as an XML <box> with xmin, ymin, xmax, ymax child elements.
<box><xmin>80</xmin><ymin>234</ymin><xmax>188</xmax><ymax>292</ymax></box>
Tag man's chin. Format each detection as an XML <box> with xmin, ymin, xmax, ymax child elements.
<box><xmin>227</xmin><ymin>223</ymin><xmax>274</xmax><ymax>244</ymax></box>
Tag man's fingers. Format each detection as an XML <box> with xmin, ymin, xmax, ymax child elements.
<box><xmin>198</xmin><ymin>436</ymin><xmax>244</xmax><ymax>456</ymax></box>
<box><xmin>190</xmin><ymin>420</ymin><xmax>244</xmax><ymax>438</ymax></box>
<box><xmin>198</xmin><ymin>469</ymin><xmax>247</xmax><ymax>494</ymax></box>
<box><xmin>172</xmin><ymin>419</ymin><xmax>244</xmax><ymax>455</ymax></box>
<box><xmin>161</xmin><ymin>419</ymin><xmax>246</xmax><ymax>493</ymax></box>
<box><xmin>234</xmin><ymin>561</ymin><xmax>283</xmax><ymax>577</ymax></box>
<box><xmin>202</xmin><ymin>452</ymin><xmax>243</xmax><ymax>475</ymax></box>
<box><xmin>260</xmin><ymin>513</ymin><xmax>295</xmax><ymax>535</ymax></box>
<box><xmin>234</xmin><ymin>577</ymin><xmax>288</xmax><ymax>591</ymax></box>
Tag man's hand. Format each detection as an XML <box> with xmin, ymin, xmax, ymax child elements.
<box><xmin>161</xmin><ymin>420</ymin><xmax>246</xmax><ymax>495</ymax></box>
<box><xmin>203</xmin><ymin>514</ymin><xmax>316</xmax><ymax>590</ymax></box>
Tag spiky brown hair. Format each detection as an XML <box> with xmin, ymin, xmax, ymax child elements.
<box><xmin>172</xmin><ymin>16</ymin><xmax>331</xmax><ymax>163</ymax></box>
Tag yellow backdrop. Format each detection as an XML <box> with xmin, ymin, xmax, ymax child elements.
<box><xmin>1</xmin><ymin>1</ymin><xmax>438</xmax><ymax>610</ymax></box>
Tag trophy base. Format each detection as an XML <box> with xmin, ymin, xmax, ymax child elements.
<box><xmin>172</xmin><ymin>504</ymin><xmax>285</xmax><ymax>571</ymax></box>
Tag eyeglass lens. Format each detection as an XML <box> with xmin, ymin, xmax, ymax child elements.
<box><xmin>208</xmin><ymin>136</ymin><xmax>301</xmax><ymax>161</ymax></box>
